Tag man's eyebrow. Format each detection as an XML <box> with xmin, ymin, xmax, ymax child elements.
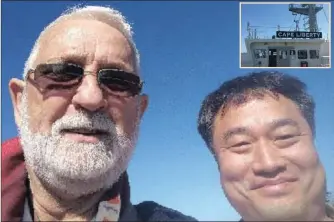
<box><xmin>269</xmin><ymin>118</ymin><xmax>300</xmax><ymax>131</ymax></box>
<box><xmin>44</xmin><ymin>56</ymin><xmax>132</xmax><ymax>73</ymax></box>
<box><xmin>99</xmin><ymin>61</ymin><xmax>130</xmax><ymax>72</ymax></box>
<box><xmin>44</xmin><ymin>56</ymin><xmax>85</xmax><ymax>65</ymax></box>
<box><xmin>222</xmin><ymin>127</ymin><xmax>252</xmax><ymax>143</ymax></box>
<box><xmin>221</xmin><ymin>119</ymin><xmax>300</xmax><ymax>142</ymax></box>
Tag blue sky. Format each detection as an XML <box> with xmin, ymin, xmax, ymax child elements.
<box><xmin>241</xmin><ymin>3</ymin><xmax>330</xmax><ymax>52</ymax></box>
<box><xmin>1</xmin><ymin>1</ymin><xmax>333</xmax><ymax>221</ymax></box>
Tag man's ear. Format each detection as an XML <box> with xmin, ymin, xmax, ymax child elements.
<box><xmin>138</xmin><ymin>94</ymin><xmax>149</xmax><ymax>119</ymax></box>
<box><xmin>9</xmin><ymin>78</ymin><xmax>25</xmax><ymax>127</ymax></box>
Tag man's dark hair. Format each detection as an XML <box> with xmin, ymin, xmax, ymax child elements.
<box><xmin>197</xmin><ymin>71</ymin><xmax>315</xmax><ymax>151</ymax></box>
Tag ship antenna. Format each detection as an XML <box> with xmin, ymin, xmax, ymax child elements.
<box><xmin>247</xmin><ymin>21</ymin><xmax>251</xmax><ymax>38</ymax></box>
<box><xmin>288</xmin><ymin>4</ymin><xmax>323</xmax><ymax>32</ymax></box>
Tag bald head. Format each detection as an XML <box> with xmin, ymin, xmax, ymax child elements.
<box><xmin>24</xmin><ymin>5</ymin><xmax>140</xmax><ymax>79</ymax></box>
<box><xmin>35</xmin><ymin>19</ymin><xmax>136</xmax><ymax>74</ymax></box>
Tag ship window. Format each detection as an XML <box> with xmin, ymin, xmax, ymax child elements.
<box><xmin>269</xmin><ymin>50</ymin><xmax>277</xmax><ymax>56</ymax></box>
<box><xmin>310</xmin><ymin>50</ymin><xmax>319</xmax><ymax>59</ymax></box>
<box><xmin>290</xmin><ymin>50</ymin><xmax>296</xmax><ymax>59</ymax></box>
<box><xmin>279</xmin><ymin>50</ymin><xmax>288</xmax><ymax>59</ymax></box>
<box><xmin>254</xmin><ymin>49</ymin><xmax>266</xmax><ymax>59</ymax></box>
<box><xmin>298</xmin><ymin>50</ymin><xmax>308</xmax><ymax>59</ymax></box>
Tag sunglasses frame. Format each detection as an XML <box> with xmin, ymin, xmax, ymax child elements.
<box><xmin>26</xmin><ymin>63</ymin><xmax>144</xmax><ymax>97</ymax></box>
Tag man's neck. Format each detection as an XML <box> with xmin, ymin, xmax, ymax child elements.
<box><xmin>27</xmin><ymin>169</ymin><xmax>105</xmax><ymax>221</ymax></box>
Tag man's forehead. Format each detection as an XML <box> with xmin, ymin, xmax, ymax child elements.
<box><xmin>35</xmin><ymin>19</ymin><xmax>135</xmax><ymax>72</ymax></box>
<box><xmin>220</xmin><ymin>93</ymin><xmax>296</xmax><ymax>115</ymax></box>
<box><xmin>40</xmin><ymin>19</ymin><xmax>125</xmax><ymax>45</ymax></box>
<box><xmin>214</xmin><ymin>94</ymin><xmax>304</xmax><ymax>127</ymax></box>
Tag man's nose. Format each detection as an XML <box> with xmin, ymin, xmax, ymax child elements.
<box><xmin>251</xmin><ymin>140</ymin><xmax>286</xmax><ymax>177</ymax></box>
<box><xmin>72</xmin><ymin>75</ymin><xmax>106</xmax><ymax>112</ymax></box>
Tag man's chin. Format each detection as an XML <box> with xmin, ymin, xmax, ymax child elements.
<box><xmin>252</xmin><ymin>198</ymin><xmax>305</xmax><ymax>221</ymax></box>
<box><xmin>35</xmin><ymin>167</ymin><xmax>122</xmax><ymax>199</ymax></box>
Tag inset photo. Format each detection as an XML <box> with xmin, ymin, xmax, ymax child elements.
<box><xmin>240</xmin><ymin>2</ymin><xmax>331</xmax><ymax>68</ymax></box>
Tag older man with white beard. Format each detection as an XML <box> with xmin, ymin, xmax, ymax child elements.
<box><xmin>2</xmin><ymin>5</ymin><xmax>196</xmax><ymax>222</ymax></box>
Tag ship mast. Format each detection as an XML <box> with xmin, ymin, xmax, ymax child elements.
<box><xmin>288</xmin><ymin>4</ymin><xmax>323</xmax><ymax>32</ymax></box>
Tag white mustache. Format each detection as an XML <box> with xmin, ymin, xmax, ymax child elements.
<box><xmin>51</xmin><ymin>111</ymin><xmax>117</xmax><ymax>136</ymax></box>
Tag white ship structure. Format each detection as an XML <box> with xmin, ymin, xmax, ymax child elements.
<box><xmin>241</xmin><ymin>4</ymin><xmax>330</xmax><ymax>67</ymax></box>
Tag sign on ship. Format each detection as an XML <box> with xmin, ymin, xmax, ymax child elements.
<box><xmin>276</xmin><ymin>31</ymin><xmax>322</xmax><ymax>39</ymax></box>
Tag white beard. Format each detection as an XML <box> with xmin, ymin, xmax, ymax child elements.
<box><xmin>18</xmin><ymin>93</ymin><xmax>138</xmax><ymax>198</ymax></box>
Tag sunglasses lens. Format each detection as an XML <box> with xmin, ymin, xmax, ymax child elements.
<box><xmin>35</xmin><ymin>63</ymin><xmax>83</xmax><ymax>82</ymax></box>
<box><xmin>99</xmin><ymin>69</ymin><xmax>141</xmax><ymax>96</ymax></box>
<box><xmin>30</xmin><ymin>63</ymin><xmax>83</xmax><ymax>91</ymax></box>
<box><xmin>29</xmin><ymin>64</ymin><xmax>142</xmax><ymax>95</ymax></box>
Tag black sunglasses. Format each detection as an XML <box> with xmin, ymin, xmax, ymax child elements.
<box><xmin>27</xmin><ymin>63</ymin><xmax>143</xmax><ymax>97</ymax></box>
